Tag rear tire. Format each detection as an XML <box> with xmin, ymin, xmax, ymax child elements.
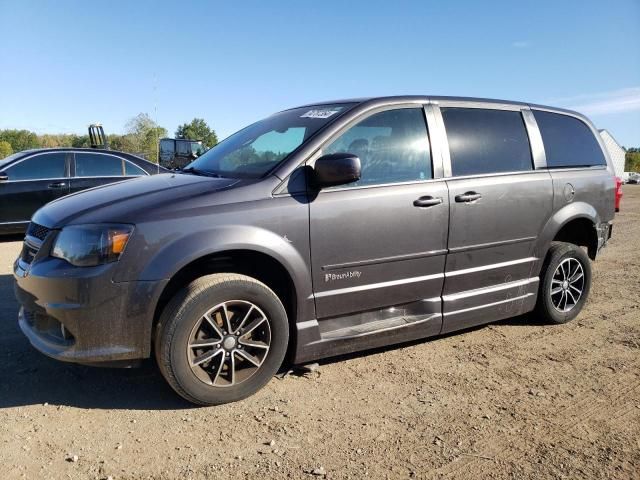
<box><xmin>535</xmin><ymin>242</ymin><xmax>591</xmax><ymax>324</ymax></box>
<box><xmin>155</xmin><ymin>273</ymin><xmax>289</xmax><ymax>405</ymax></box>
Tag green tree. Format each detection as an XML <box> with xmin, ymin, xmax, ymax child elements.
<box><xmin>125</xmin><ymin>113</ymin><xmax>167</xmax><ymax>162</ymax></box>
<box><xmin>39</xmin><ymin>134</ymin><xmax>77</xmax><ymax>148</ymax></box>
<box><xmin>0</xmin><ymin>140</ymin><xmax>13</xmax><ymax>159</ymax></box>
<box><xmin>175</xmin><ymin>118</ymin><xmax>218</xmax><ymax>149</ymax></box>
<box><xmin>0</xmin><ymin>129</ymin><xmax>40</xmax><ymax>152</ymax></box>
<box><xmin>626</xmin><ymin>151</ymin><xmax>640</xmax><ymax>172</ymax></box>
<box><xmin>71</xmin><ymin>135</ymin><xmax>90</xmax><ymax>148</ymax></box>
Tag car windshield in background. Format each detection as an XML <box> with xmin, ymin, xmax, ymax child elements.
<box><xmin>184</xmin><ymin>104</ymin><xmax>354</xmax><ymax>178</ymax></box>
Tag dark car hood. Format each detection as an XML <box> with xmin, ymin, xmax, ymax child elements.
<box><xmin>33</xmin><ymin>173</ymin><xmax>241</xmax><ymax>228</ymax></box>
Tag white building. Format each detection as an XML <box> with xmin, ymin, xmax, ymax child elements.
<box><xmin>599</xmin><ymin>129</ymin><xmax>626</xmax><ymax>178</ymax></box>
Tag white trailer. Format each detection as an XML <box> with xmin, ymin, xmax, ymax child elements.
<box><xmin>599</xmin><ymin>129</ymin><xmax>626</xmax><ymax>178</ymax></box>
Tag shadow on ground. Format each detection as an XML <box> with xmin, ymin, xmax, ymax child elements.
<box><xmin>0</xmin><ymin>274</ymin><xmax>191</xmax><ymax>410</ymax></box>
<box><xmin>0</xmin><ymin>268</ymin><xmax>541</xmax><ymax>410</ymax></box>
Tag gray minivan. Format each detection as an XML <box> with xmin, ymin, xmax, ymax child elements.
<box><xmin>14</xmin><ymin>96</ymin><xmax>615</xmax><ymax>405</ymax></box>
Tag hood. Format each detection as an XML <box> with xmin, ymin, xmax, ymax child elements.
<box><xmin>33</xmin><ymin>173</ymin><xmax>241</xmax><ymax>228</ymax></box>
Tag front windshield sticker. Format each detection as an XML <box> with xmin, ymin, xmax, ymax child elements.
<box><xmin>300</xmin><ymin>108</ymin><xmax>341</xmax><ymax>119</ymax></box>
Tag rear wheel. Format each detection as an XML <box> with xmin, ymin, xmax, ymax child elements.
<box><xmin>155</xmin><ymin>273</ymin><xmax>289</xmax><ymax>405</ymax></box>
<box><xmin>535</xmin><ymin>242</ymin><xmax>591</xmax><ymax>324</ymax></box>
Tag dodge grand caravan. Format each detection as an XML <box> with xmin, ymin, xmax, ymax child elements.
<box><xmin>14</xmin><ymin>96</ymin><xmax>615</xmax><ymax>405</ymax></box>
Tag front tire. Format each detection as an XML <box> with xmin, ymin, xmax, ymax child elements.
<box><xmin>155</xmin><ymin>273</ymin><xmax>289</xmax><ymax>405</ymax></box>
<box><xmin>535</xmin><ymin>242</ymin><xmax>592</xmax><ymax>324</ymax></box>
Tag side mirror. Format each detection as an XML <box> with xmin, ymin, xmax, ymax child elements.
<box><xmin>0</xmin><ymin>172</ymin><xmax>8</xmax><ymax>181</ymax></box>
<box><xmin>313</xmin><ymin>153</ymin><xmax>361</xmax><ymax>188</ymax></box>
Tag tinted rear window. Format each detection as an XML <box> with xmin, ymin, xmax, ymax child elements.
<box><xmin>76</xmin><ymin>153</ymin><xmax>123</xmax><ymax>176</ymax></box>
<box><xmin>533</xmin><ymin>110</ymin><xmax>606</xmax><ymax>168</ymax></box>
<box><xmin>442</xmin><ymin>108</ymin><xmax>532</xmax><ymax>176</ymax></box>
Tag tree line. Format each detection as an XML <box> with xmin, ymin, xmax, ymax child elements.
<box><xmin>626</xmin><ymin>148</ymin><xmax>640</xmax><ymax>172</ymax></box>
<box><xmin>1</xmin><ymin>116</ymin><xmax>637</xmax><ymax>172</ymax></box>
<box><xmin>0</xmin><ymin>114</ymin><xmax>218</xmax><ymax>163</ymax></box>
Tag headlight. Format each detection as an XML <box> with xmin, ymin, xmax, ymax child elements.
<box><xmin>51</xmin><ymin>224</ymin><xmax>134</xmax><ymax>267</ymax></box>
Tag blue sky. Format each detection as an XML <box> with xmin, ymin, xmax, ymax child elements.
<box><xmin>1</xmin><ymin>0</ymin><xmax>638</xmax><ymax>146</ymax></box>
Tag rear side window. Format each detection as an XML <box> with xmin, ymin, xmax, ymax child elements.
<box><xmin>533</xmin><ymin>110</ymin><xmax>606</xmax><ymax>168</ymax></box>
<box><xmin>76</xmin><ymin>153</ymin><xmax>124</xmax><ymax>177</ymax></box>
<box><xmin>442</xmin><ymin>108</ymin><xmax>533</xmax><ymax>176</ymax></box>
<box><xmin>6</xmin><ymin>153</ymin><xmax>67</xmax><ymax>180</ymax></box>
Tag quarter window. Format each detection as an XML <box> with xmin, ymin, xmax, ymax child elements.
<box><xmin>442</xmin><ymin>108</ymin><xmax>533</xmax><ymax>176</ymax></box>
<box><xmin>6</xmin><ymin>153</ymin><xmax>67</xmax><ymax>180</ymax></box>
<box><xmin>75</xmin><ymin>153</ymin><xmax>124</xmax><ymax>177</ymax></box>
<box><xmin>533</xmin><ymin>110</ymin><xmax>606</xmax><ymax>168</ymax></box>
<box><xmin>324</xmin><ymin>108</ymin><xmax>432</xmax><ymax>186</ymax></box>
<box><xmin>125</xmin><ymin>161</ymin><xmax>147</xmax><ymax>176</ymax></box>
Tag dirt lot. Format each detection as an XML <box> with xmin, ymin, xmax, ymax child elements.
<box><xmin>0</xmin><ymin>187</ymin><xmax>639</xmax><ymax>480</ymax></box>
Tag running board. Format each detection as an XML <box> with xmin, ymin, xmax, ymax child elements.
<box><xmin>322</xmin><ymin>316</ymin><xmax>419</xmax><ymax>340</ymax></box>
<box><xmin>293</xmin><ymin>310</ymin><xmax>442</xmax><ymax>364</ymax></box>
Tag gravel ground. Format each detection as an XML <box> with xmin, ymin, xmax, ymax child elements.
<box><xmin>0</xmin><ymin>186</ymin><xmax>639</xmax><ymax>480</ymax></box>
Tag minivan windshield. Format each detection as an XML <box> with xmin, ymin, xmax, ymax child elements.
<box><xmin>184</xmin><ymin>104</ymin><xmax>354</xmax><ymax>178</ymax></box>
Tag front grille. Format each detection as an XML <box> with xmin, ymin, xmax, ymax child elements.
<box><xmin>26</xmin><ymin>222</ymin><xmax>51</xmax><ymax>241</ymax></box>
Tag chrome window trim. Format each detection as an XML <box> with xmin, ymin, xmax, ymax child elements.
<box><xmin>521</xmin><ymin>109</ymin><xmax>547</xmax><ymax>169</ymax></box>
<box><xmin>0</xmin><ymin>176</ymin><xmax>69</xmax><ymax>184</ymax></box>
<box><xmin>431</xmin><ymin>99</ymin><xmax>524</xmax><ymax>111</ymax></box>
<box><xmin>443</xmin><ymin>166</ymin><xmax>606</xmax><ymax>182</ymax></box>
<box><xmin>316</xmin><ymin>175</ymin><xmax>449</xmax><ymax>195</ymax></box>
<box><xmin>0</xmin><ymin>220</ymin><xmax>30</xmax><ymax>225</ymax></box>
<box><xmin>2</xmin><ymin>151</ymin><xmax>70</xmax><ymax>181</ymax></box>
<box><xmin>442</xmin><ymin>168</ymin><xmax>552</xmax><ymax>182</ymax></box>
<box><xmin>545</xmin><ymin>166</ymin><xmax>608</xmax><ymax>173</ymax></box>
<box><xmin>430</xmin><ymin>104</ymin><xmax>452</xmax><ymax>178</ymax></box>
<box><xmin>423</xmin><ymin>104</ymin><xmax>445</xmax><ymax>179</ymax></box>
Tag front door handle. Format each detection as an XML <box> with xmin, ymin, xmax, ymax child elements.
<box><xmin>413</xmin><ymin>196</ymin><xmax>443</xmax><ymax>208</ymax></box>
<box><xmin>455</xmin><ymin>191</ymin><xmax>482</xmax><ymax>203</ymax></box>
<box><xmin>48</xmin><ymin>182</ymin><xmax>67</xmax><ymax>189</ymax></box>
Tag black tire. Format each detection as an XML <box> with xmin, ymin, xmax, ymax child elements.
<box><xmin>155</xmin><ymin>273</ymin><xmax>289</xmax><ymax>405</ymax></box>
<box><xmin>535</xmin><ymin>242</ymin><xmax>592</xmax><ymax>324</ymax></box>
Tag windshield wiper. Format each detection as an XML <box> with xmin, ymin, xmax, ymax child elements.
<box><xmin>180</xmin><ymin>167</ymin><xmax>224</xmax><ymax>178</ymax></box>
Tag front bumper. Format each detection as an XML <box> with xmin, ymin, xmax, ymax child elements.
<box><xmin>14</xmin><ymin>248</ymin><xmax>168</xmax><ymax>365</ymax></box>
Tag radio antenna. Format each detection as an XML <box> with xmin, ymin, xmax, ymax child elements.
<box><xmin>153</xmin><ymin>73</ymin><xmax>160</xmax><ymax>174</ymax></box>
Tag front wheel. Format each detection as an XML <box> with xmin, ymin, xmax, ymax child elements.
<box><xmin>155</xmin><ymin>273</ymin><xmax>289</xmax><ymax>405</ymax></box>
<box><xmin>535</xmin><ymin>242</ymin><xmax>592</xmax><ymax>324</ymax></box>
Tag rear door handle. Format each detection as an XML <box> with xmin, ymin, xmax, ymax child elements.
<box><xmin>48</xmin><ymin>182</ymin><xmax>67</xmax><ymax>189</ymax></box>
<box><xmin>413</xmin><ymin>196</ymin><xmax>443</xmax><ymax>207</ymax></box>
<box><xmin>455</xmin><ymin>191</ymin><xmax>482</xmax><ymax>203</ymax></box>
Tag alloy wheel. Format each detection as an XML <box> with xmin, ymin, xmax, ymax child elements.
<box><xmin>550</xmin><ymin>258</ymin><xmax>585</xmax><ymax>313</ymax></box>
<box><xmin>187</xmin><ymin>300</ymin><xmax>271</xmax><ymax>387</ymax></box>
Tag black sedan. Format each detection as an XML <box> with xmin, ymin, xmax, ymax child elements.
<box><xmin>0</xmin><ymin>148</ymin><xmax>167</xmax><ymax>235</ymax></box>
